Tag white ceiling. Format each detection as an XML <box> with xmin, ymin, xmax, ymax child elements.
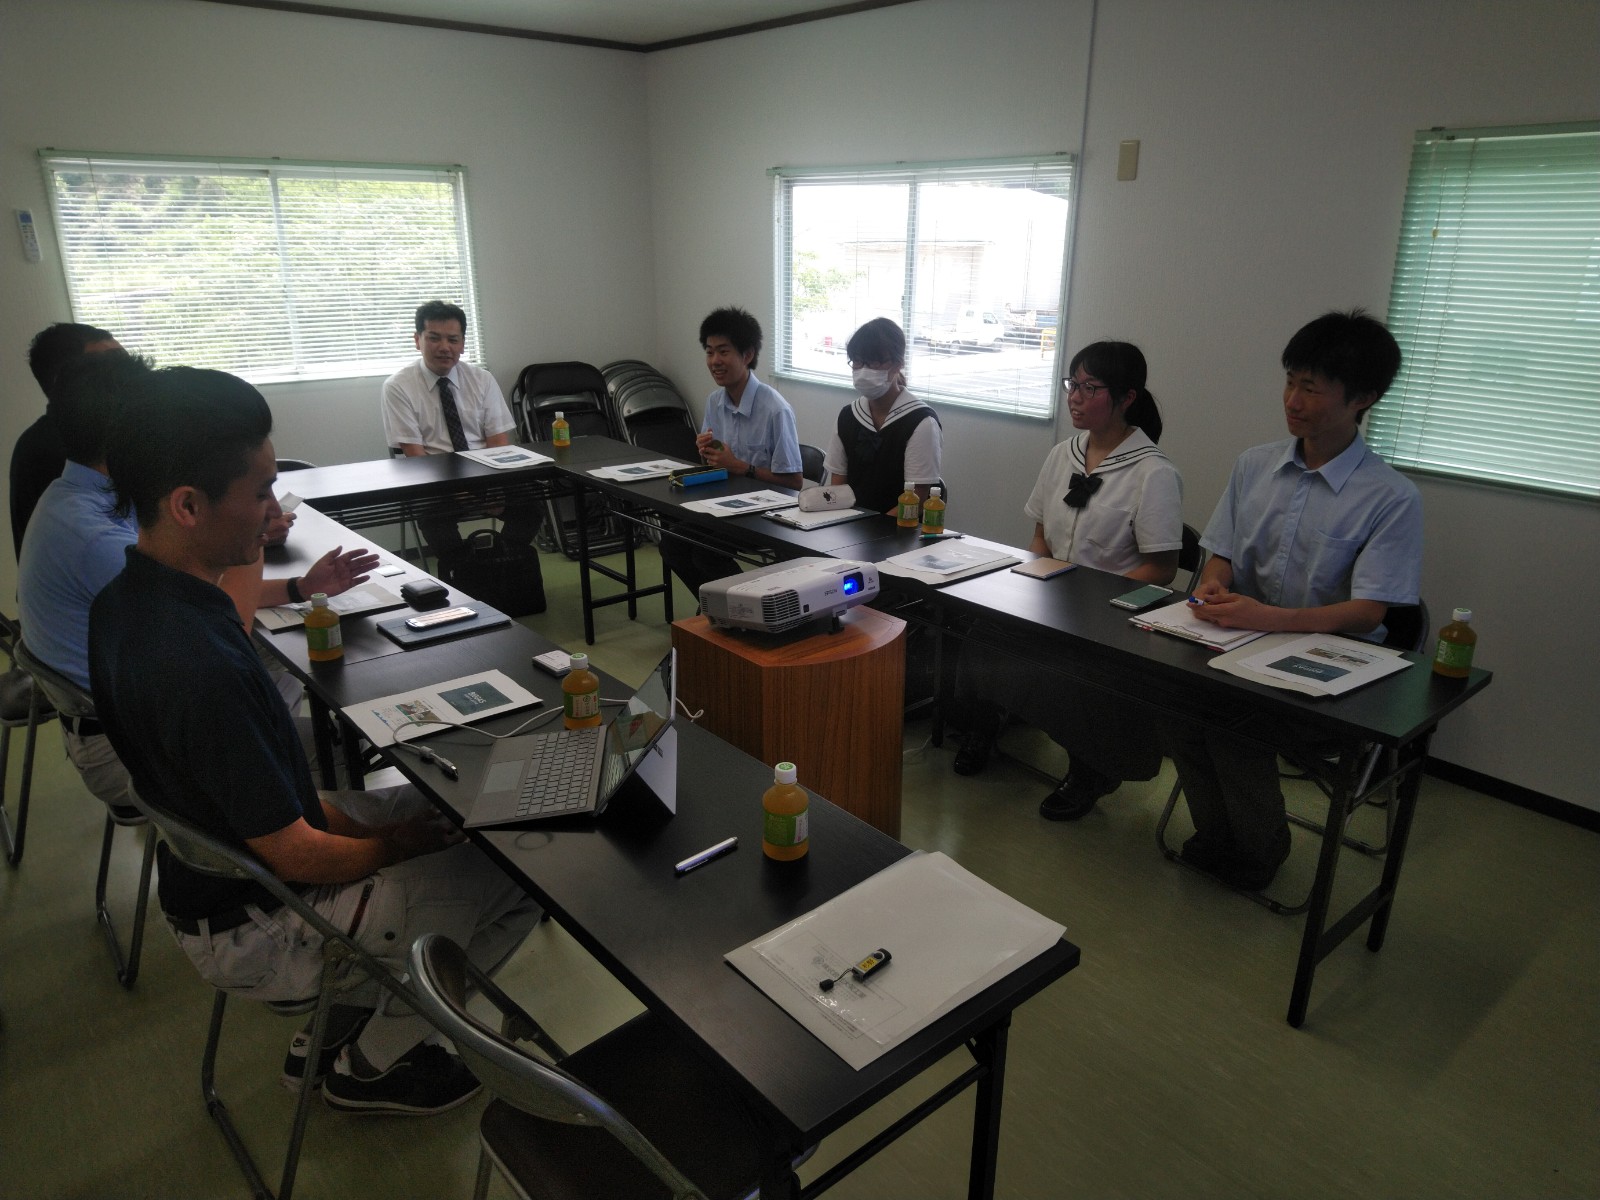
<box><xmin>213</xmin><ymin>0</ymin><xmax>915</xmax><ymax>48</ymax></box>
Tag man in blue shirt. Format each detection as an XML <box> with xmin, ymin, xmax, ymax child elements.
<box><xmin>89</xmin><ymin>366</ymin><xmax>540</xmax><ymax>1114</ymax></box>
<box><xmin>1167</xmin><ymin>310</ymin><xmax>1423</xmax><ymax>890</ymax></box>
<box><xmin>661</xmin><ymin>306</ymin><xmax>804</xmax><ymax>600</ymax></box>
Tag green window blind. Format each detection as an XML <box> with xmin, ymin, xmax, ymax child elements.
<box><xmin>41</xmin><ymin>153</ymin><xmax>483</xmax><ymax>384</ymax></box>
<box><xmin>772</xmin><ymin>155</ymin><xmax>1076</xmax><ymax>419</ymax></box>
<box><xmin>1371</xmin><ymin>125</ymin><xmax>1600</xmax><ymax>500</ymax></box>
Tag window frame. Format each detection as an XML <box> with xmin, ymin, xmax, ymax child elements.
<box><xmin>1371</xmin><ymin>122</ymin><xmax>1599</xmax><ymax>503</ymax></box>
<box><xmin>40</xmin><ymin>150</ymin><xmax>485</xmax><ymax>386</ymax></box>
<box><xmin>770</xmin><ymin>154</ymin><xmax>1077</xmax><ymax>420</ymax></box>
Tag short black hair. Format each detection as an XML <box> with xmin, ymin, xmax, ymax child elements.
<box><xmin>54</xmin><ymin>352</ymin><xmax>155</xmax><ymax>467</ymax></box>
<box><xmin>699</xmin><ymin>307</ymin><xmax>762</xmax><ymax>370</ymax></box>
<box><xmin>28</xmin><ymin>322</ymin><xmax>117</xmax><ymax>400</ymax></box>
<box><xmin>415</xmin><ymin>300</ymin><xmax>467</xmax><ymax>334</ymax></box>
<box><xmin>845</xmin><ymin>317</ymin><xmax>906</xmax><ymax>368</ymax></box>
<box><xmin>1281</xmin><ymin>309</ymin><xmax>1402</xmax><ymax>405</ymax></box>
<box><xmin>107</xmin><ymin>367</ymin><xmax>273</xmax><ymax>529</ymax></box>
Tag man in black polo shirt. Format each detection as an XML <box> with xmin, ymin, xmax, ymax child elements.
<box><xmin>89</xmin><ymin>366</ymin><xmax>541</xmax><ymax>1114</ymax></box>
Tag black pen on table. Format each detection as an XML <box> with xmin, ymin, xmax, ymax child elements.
<box><xmin>919</xmin><ymin>532</ymin><xmax>963</xmax><ymax>542</ymax></box>
<box><xmin>674</xmin><ymin>836</ymin><xmax>738</xmax><ymax>876</ymax></box>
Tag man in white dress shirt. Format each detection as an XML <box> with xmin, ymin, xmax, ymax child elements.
<box><xmin>380</xmin><ymin>300</ymin><xmax>538</xmax><ymax>563</ymax></box>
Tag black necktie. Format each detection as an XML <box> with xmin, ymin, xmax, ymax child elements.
<box><xmin>1064</xmin><ymin>472</ymin><xmax>1103</xmax><ymax>509</ymax></box>
<box><xmin>437</xmin><ymin>376</ymin><xmax>468</xmax><ymax>451</ymax></box>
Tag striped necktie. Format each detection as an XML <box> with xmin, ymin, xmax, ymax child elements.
<box><xmin>437</xmin><ymin>376</ymin><xmax>469</xmax><ymax>451</ymax></box>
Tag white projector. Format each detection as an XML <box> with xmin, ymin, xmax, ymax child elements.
<box><xmin>700</xmin><ymin>557</ymin><xmax>879</xmax><ymax>634</ymax></box>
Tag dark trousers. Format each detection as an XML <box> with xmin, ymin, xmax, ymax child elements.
<box><xmin>1158</xmin><ymin>717</ymin><xmax>1298</xmax><ymax>863</ymax></box>
<box><xmin>418</xmin><ymin>502</ymin><xmax>540</xmax><ymax>561</ymax></box>
<box><xmin>659</xmin><ymin>537</ymin><xmax>740</xmax><ymax>604</ymax></box>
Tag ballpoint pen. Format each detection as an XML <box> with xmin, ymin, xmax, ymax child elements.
<box><xmin>674</xmin><ymin>836</ymin><xmax>738</xmax><ymax>876</ymax></box>
<box><xmin>919</xmin><ymin>532</ymin><xmax>964</xmax><ymax>542</ymax></box>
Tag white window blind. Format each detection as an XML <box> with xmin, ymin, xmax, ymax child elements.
<box><xmin>42</xmin><ymin>153</ymin><xmax>482</xmax><ymax>384</ymax></box>
<box><xmin>1371</xmin><ymin>124</ymin><xmax>1600</xmax><ymax>500</ymax></box>
<box><xmin>772</xmin><ymin>155</ymin><xmax>1075</xmax><ymax>419</ymax></box>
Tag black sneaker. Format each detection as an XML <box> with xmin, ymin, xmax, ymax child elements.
<box><xmin>321</xmin><ymin>1043</ymin><xmax>481</xmax><ymax>1115</ymax></box>
<box><xmin>1039</xmin><ymin>762</ymin><xmax>1118</xmax><ymax>821</ymax></box>
<box><xmin>953</xmin><ymin>729</ymin><xmax>997</xmax><ymax>776</ymax></box>
<box><xmin>1178</xmin><ymin>832</ymin><xmax>1234</xmax><ymax>874</ymax></box>
<box><xmin>1217</xmin><ymin>825</ymin><xmax>1293</xmax><ymax>892</ymax></box>
<box><xmin>281</xmin><ymin>1005</ymin><xmax>371</xmax><ymax>1090</ymax></box>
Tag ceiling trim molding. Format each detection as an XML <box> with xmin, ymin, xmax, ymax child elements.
<box><xmin>191</xmin><ymin>0</ymin><xmax>924</xmax><ymax>53</ymax></box>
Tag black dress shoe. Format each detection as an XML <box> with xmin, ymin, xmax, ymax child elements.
<box><xmin>953</xmin><ymin>729</ymin><xmax>997</xmax><ymax>776</ymax></box>
<box><xmin>1218</xmin><ymin>825</ymin><xmax>1293</xmax><ymax>891</ymax></box>
<box><xmin>1178</xmin><ymin>832</ymin><xmax>1234</xmax><ymax>874</ymax></box>
<box><xmin>1039</xmin><ymin>762</ymin><xmax>1118</xmax><ymax>821</ymax></box>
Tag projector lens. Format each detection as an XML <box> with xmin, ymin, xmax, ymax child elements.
<box><xmin>841</xmin><ymin>573</ymin><xmax>861</xmax><ymax>595</ymax></box>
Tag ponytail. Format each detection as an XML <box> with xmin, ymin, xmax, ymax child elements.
<box><xmin>1125</xmin><ymin>387</ymin><xmax>1163</xmax><ymax>443</ymax></box>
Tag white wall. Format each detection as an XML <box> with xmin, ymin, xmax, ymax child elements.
<box><xmin>1</xmin><ymin>0</ymin><xmax>1595</xmax><ymax>807</ymax></box>
<box><xmin>0</xmin><ymin>0</ymin><xmax>653</xmax><ymax>552</ymax></box>
<box><xmin>646</xmin><ymin>0</ymin><xmax>1600</xmax><ymax>807</ymax></box>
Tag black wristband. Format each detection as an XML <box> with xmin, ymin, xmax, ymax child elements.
<box><xmin>286</xmin><ymin>576</ymin><xmax>304</xmax><ymax>604</ymax></box>
<box><xmin>745</xmin><ymin>462</ymin><xmax>756</xmax><ymax>479</ymax></box>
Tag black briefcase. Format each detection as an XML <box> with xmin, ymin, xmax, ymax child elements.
<box><xmin>437</xmin><ymin>528</ymin><xmax>546</xmax><ymax>617</ymax></box>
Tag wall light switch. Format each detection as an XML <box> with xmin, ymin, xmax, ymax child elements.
<box><xmin>1116</xmin><ymin>140</ymin><xmax>1140</xmax><ymax>182</ymax></box>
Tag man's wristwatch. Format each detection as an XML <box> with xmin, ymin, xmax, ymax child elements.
<box><xmin>744</xmin><ymin>463</ymin><xmax>756</xmax><ymax>479</ymax></box>
<box><xmin>285</xmin><ymin>576</ymin><xmax>304</xmax><ymax>603</ymax></box>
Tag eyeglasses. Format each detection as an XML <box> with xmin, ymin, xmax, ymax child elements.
<box><xmin>1063</xmin><ymin>378</ymin><xmax>1108</xmax><ymax>398</ymax></box>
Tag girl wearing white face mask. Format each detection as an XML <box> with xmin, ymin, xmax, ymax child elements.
<box><xmin>822</xmin><ymin>318</ymin><xmax>942</xmax><ymax>515</ymax></box>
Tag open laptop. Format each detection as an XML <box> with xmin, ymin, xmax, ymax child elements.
<box><xmin>464</xmin><ymin>651</ymin><xmax>676</xmax><ymax>828</ymax></box>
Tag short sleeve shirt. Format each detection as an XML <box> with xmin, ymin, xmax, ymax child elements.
<box><xmin>16</xmin><ymin>461</ymin><xmax>138</xmax><ymax>690</ymax></box>
<box><xmin>1024</xmin><ymin>430</ymin><xmax>1183</xmax><ymax>576</ymax></box>
<box><xmin>823</xmin><ymin>392</ymin><xmax>943</xmax><ymax>486</ymax></box>
<box><xmin>1202</xmin><ymin>435</ymin><xmax>1423</xmax><ymax>610</ymax></box>
<box><xmin>381</xmin><ymin>358</ymin><xmax>517</xmax><ymax>454</ymax></box>
<box><xmin>89</xmin><ymin>548</ymin><xmax>324</xmax><ymax>919</ymax></box>
<box><xmin>700</xmin><ymin>373</ymin><xmax>803</xmax><ymax>475</ymax></box>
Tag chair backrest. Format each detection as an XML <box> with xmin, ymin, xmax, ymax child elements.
<box><xmin>14</xmin><ymin>641</ymin><xmax>96</xmax><ymax>722</ymax></box>
<box><xmin>1174</xmin><ymin>523</ymin><xmax>1206</xmax><ymax>594</ymax></box>
<box><xmin>799</xmin><ymin>443</ymin><xmax>827</xmax><ymax>484</ymax></box>
<box><xmin>275</xmin><ymin>458</ymin><xmax>317</xmax><ymax>472</ymax></box>
<box><xmin>512</xmin><ymin>361</ymin><xmax>614</xmax><ymax>441</ymax></box>
<box><xmin>1383</xmin><ymin>601</ymin><xmax>1430</xmax><ymax>654</ymax></box>
<box><xmin>616</xmin><ymin>381</ymin><xmax>692</xmax><ymax>426</ymax></box>
<box><xmin>126</xmin><ymin>783</ymin><xmax>424</xmax><ymax>1008</ymax></box>
<box><xmin>408</xmin><ymin>933</ymin><xmax>705</xmax><ymax>1199</ymax></box>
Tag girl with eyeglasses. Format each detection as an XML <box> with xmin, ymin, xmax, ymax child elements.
<box><xmin>952</xmin><ymin>340</ymin><xmax>1183</xmax><ymax>822</ymax></box>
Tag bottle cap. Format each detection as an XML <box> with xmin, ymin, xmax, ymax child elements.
<box><xmin>570</xmin><ymin>652</ymin><xmax>588</xmax><ymax>669</ymax></box>
<box><xmin>555</xmin><ymin>411</ymin><xmax>565</xmax><ymax>418</ymax></box>
<box><xmin>311</xmin><ymin>592</ymin><xmax>329</xmax><ymax>606</ymax></box>
<box><xmin>775</xmin><ymin>761</ymin><xmax>798</xmax><ymax>784</ymax></box>
<box><xmin>1452</xmin><ymin>607</ymin><xmax>1472</xmax><ymax>623</ymax></box>
<box><xmin>903</xmin><ymin>480</ymin><xmax>914</xmax><ymax>491</ymax></box>
<box><xmin>930</xmin><ymin>485</ymin><xmax>942</xmax><ymax>498</ymax></box>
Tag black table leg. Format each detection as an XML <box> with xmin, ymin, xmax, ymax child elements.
<box><xmin>967</xmin><ymin>1015</ymin><xmax>1011</xmax><ymax>1200</ymax></box>
<box><xmin>1367</xmin><ymin>731</ymin><xmax>1431</xmax><ymax>951</ymax></box>
<box><xmin>1288</xmin><ymin>762</ymin><xmax>1354</xmax><ymax>1027</ymax></box>
<box><xmin>309</xmin><ymin>694</ymin><xmax>338</xmax><ymax>790</ymax></box>
<box><xmin>573</xmin><ymin>484</ymin><xmax>596</xmax><ymax>645</ymax></box>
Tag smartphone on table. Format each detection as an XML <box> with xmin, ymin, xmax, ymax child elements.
<box><xmin>1109</xmin><ymin>583</ymin><xmax>1174</xmax><ymax>612</ymax></box>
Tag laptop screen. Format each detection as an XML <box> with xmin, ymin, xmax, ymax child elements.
<box><xmin>597</xmin><ymin>651</ymin><xmax>674</xmax><ymax>799</ymax></box>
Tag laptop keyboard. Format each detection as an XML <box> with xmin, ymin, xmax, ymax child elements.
<box><xmin>513</xmin><ymin>727</ymin><xmax>602</xmax><ymax>816</ymax></box>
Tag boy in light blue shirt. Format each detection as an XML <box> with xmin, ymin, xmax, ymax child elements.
<box><xmin>1166</xmin><ymin>310</ymin><xmax>1423</xmax><ymax>890</ymax></box>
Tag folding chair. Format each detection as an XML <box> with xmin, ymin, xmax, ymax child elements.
<box><xmin>799</xmin><ymin>443</ymin><xmax>827</xmax><ymax>485</ymax></box>
<box><xmin>408</xmin><ymin>932</ymin><xmax>779</xmax><ymax>1200</ymax></box>
<box><xmin>126</xmin><ymin>784</ymin><xmax>428</xmax><ymax>1200</ymax></box>
<box><xmin>1155</xmin><ymin>601</ymin><xmax>1431</xmax><ymax>913</ymax></box>
<box><xmin>615</xmin><ymin>377</ymin><xmax>699</xmax><ymax>462</ymax></box>
<box><xmin>0</xmin><ymin>614</ymin><xmax>56</xmax><ymax>867</ymax></box>
<box><xmin>14</xmin><ymin>641</ymin><xmax>155</xmax><ymax>987</ymax></box>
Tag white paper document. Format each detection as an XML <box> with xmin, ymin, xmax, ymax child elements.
<box><xmin>1131</xmin><ymin>599</ymin><xmax>1267</xmax><ymax>651</ymax></box>
<box><xmin>456</xmin><ymin>446</ymin><xmax>553</xmax><ymax>470</ymax></box>
<box><xmin>342</xmin><ymin>669</ymin><xmax>541</xmax><ymax>748</ymax></box>
<box><xmin>762</xmin><ymin>505</ymin><xmax>877</xmax><ymax>531</ymax></box>
<box><xmin>1210</xmin><ymin>632</ymin><xmax>1411</xmax><ymax>697</ymax></box>
<box><xmin>254</xmin><ymin>582</ymin><xmax>406</xmax><ymax>632</ymax></box>
<box><xmin>875</xmin><ymin>539</ymin><xmax>1020</xmax><ymax>586</ymax></box>
<box><xmin>588</xmin><ymin>459</ymin><xmax>690</xmax><ymax>482</ymax></box>
<box><xmin>725</xmin><ymin>851</ymin><xmax>1066</xmax><ymax>1070</ymax></box>
<box><xmin>678</xmin><ymin>489</ymin><xmax>796</xmax><ymax>518</ymax></box>
<box><xmin>276</xmin><ymin>490</ymin><xmax>304</xmax><ymax>512</ymax></box>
